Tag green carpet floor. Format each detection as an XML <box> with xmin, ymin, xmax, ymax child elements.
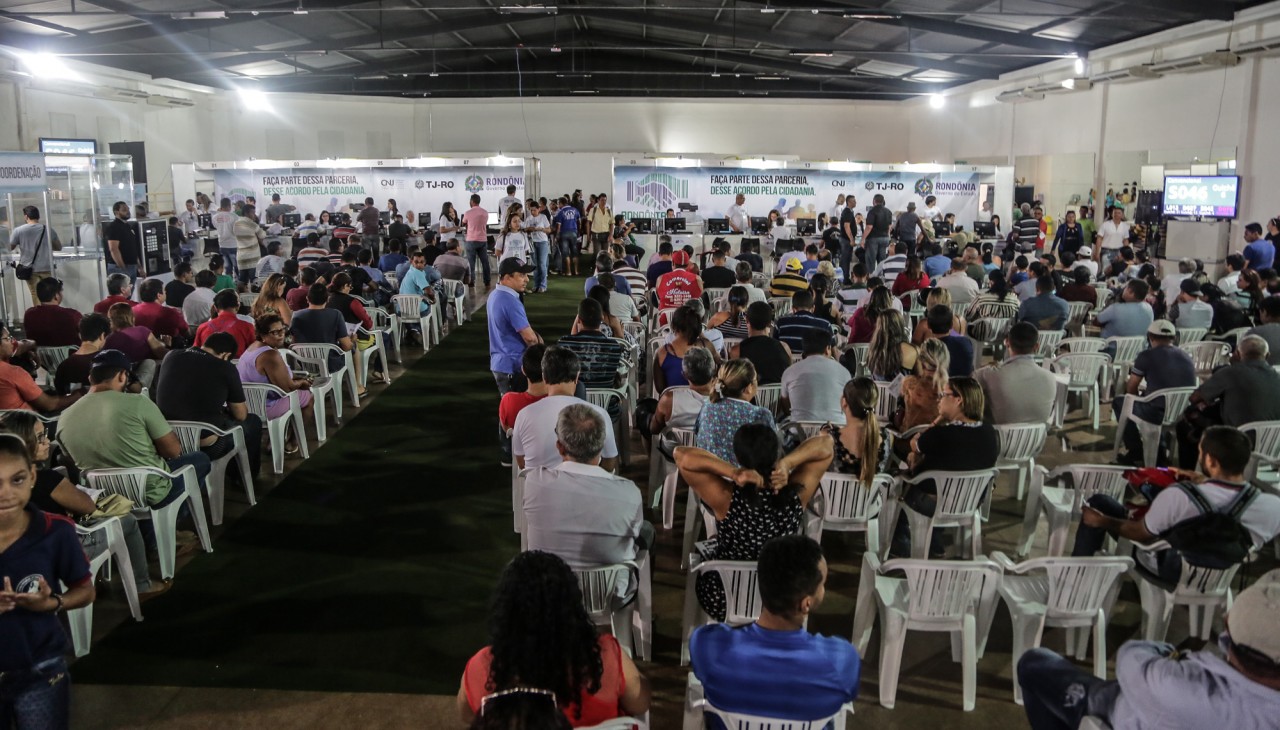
<box><xmin>73</xmin><ymin>281</ymin><xmax>583</xmax><ymax>695</ymax></box>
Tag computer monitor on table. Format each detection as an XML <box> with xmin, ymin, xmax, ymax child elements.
<box><xmin>750</xmin><ymin>217</ymin><xmax>771</xmax><ymax>235</ymax></box>
<box><xmin>418</xmin><ymin>212</ymin><xmax>431</xmax><ymax>226</ymax></box>
<box><xmin>631</xmin><ymin>218</ymin><xmax>654</xmax><ymax>234</ymax></box>
<box><xmin>705</xmin><ymin>218</ymin><xmax>730</xmax><ymax>235</ymax></box>
<box><xmin>196</xmin><ymin>213</ymin><xmax>212</xmax><ymax>230</ymax></box>
<box><xmin>795</xmin><ymin>218</ymin><xmax>816</xmax><ymax>236</ymax></box>
<box><xmin>379</xmin><ymin>210</ymin><xmax>391</xmax><ymax>225</ymax></box>
<box><xmin>973</xmin><ymin>220</ymin><xmax>996</xmax><ymax>238</ymax></box>
<box><xmin>664</xmin><ymin>217</ymin><xmax>686</xmax><ymax>233</ymax></box>
<box><xmin>281</xmin><ymin>213</ymin><xmax>302</xmax><ymax>228</ymax></box>
<box><xmin>933</xmin><ymin>220</ymin><xmax>952</xmax><ymax>237</ymax></box>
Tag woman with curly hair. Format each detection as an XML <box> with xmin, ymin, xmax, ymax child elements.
<box><xmin>865</xmin><ymin>309</ymin><xmax>916</xmax><ymax>382</ymax></box>
<box><xmin>457</xmin><ymin>551</ymin><xmax>650</xmax><ymax>727</ymax></box>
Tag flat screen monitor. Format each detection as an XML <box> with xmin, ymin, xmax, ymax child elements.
<box><xmin>705</xmin><ymin>218</ymin><xmax>730</xmax><ymax>234</ymax></box>
<box><xmin>379</xmin><ymin>210</ymin><xmax>391</xmax><ymax>225</ymax></box>
<box><xmin>1162</xmin><ymin>175</ymin><xmax>1239</xmax><ymax>219</ymax></box>
<box><xmin>795</xmin><ymin>218</ymin><xmax>816</xmax><ymax>236</ymax></box>
<box><xmin>630</xmin><ymin>218</ymin><xmax>653</xmax><ymax>234</ymax></box>
<box><xmin>973</xmin><ymin>220</ymin><xmax>996</xmax><ymax>238</ymax></box>
<box><xmin>750</xmin><ymin>216</ymin><xmax>771</xmax><ymax>235</ymax></box>
<box><xmin>281</xmin><ymin>213</ymin><xmax>302</xmax><ymax>228</ymax></box>
<box><xmin>197</xmin><ymin>213</ymin><xmax>212</xmax><ymax>229</ymax></box>
<box><xmin>350</xmin><ymin>203</ymin><xmax>365</xmax><ymax>212</ymax></box>
<box><xmin>418</xmin><ymin>212</ymin><xmax>431</xmax><ymax>226</ymax></box>
<box><xmin>664</xmin><ymin>217</ymin><xmax>686</xmax><ymax>233</ymax></box>
<box><xmin>39</xmin><ymin>138</ymin><xmax>97</xmax><ymax>155</ymax></box>
<box><xmin>934</xmin><ymin>221</ymin><xmax>953</xmax><ymax>236</ymax></box>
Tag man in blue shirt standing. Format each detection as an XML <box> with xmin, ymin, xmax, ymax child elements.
<box><xmin>1242</xmin><ymin>222</ymin><xmax>1274</xmax><ymax>271</ymax></box>
<box><xmin>552</xmin><ymin>196</ymin><xmax>582</xmax><ymax>277</ymax></box>
<box><xmin>691</xmin><ymin>535</ymin><xmax>859</xmax><ymax>726</ymax></box>
<box><xmin>488</xmin><ymin>257</ymin><xmax>542</xmax><ymax>397</ymax></box>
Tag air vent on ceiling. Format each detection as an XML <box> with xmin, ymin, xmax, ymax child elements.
<box><xmin>94</xmin><ymin>87</ymin><xmax>150</xmax><ymax>102</ymax></box>
<box><xmin>146</xmin><ymin>95</ymin><xmax>196</xmax><ymax>108</ymax></box>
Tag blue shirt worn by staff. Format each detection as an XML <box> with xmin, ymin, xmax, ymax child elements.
<box><xmin>691</xmin><ymin>622</ymin><xmax>860</xmax><ymax>727</ymax></box>
<box><xmin>488</xmin><ymin>284</ymin><xmax>530</xmax><ymax>375</ymax></box>
<box><xmin>553</xmin><ymin>206</ymin><xmax>580</xmax><ymax>235</ymax></box>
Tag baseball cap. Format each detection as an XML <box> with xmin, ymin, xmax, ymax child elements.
<box><xmin>785</xmin><ymin>257</ymin><xmax>803</xmax><ymax>272</ymax></box>
<box><xmin>1180</xmin><ymin>279</ymin><xmax>1204</xmax><ymax>297</ymax></box>
<box><xmin>1227</xmin><ymin>568</ymin><xmax>1280</xmax><ymax>663</ymax></box>
<box><xmin>90</xmin><ymin>349</ymin><xmax>132</xmax><ymax>374</ymax></box>
<box><xmin>1147</xmin><ymin>320</ymin><xmax>1177</xmax><ymax>338</ymax></box>
<box><xmin>497</xmin><ymin>258</ymin><xmax>536</xmax><ymax>277</ymax></box>
<box><xmin>1078</xmin><ymin>245</ymin><xmax>1092</xmax><ymax>256</ymax></box>
<box><xmin>671</xmin><ymin>250</ymin><xmax>690</xmax><ymax>267</ymax></box>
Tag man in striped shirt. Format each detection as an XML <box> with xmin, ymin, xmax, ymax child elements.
<box><xmin>774</xmin><ymin>290</ymin><xmax>834</xmax><ymax>353</ymax></box>
<box><xmin>873</xmin><ymin>241</ymin><xmax>910</xmax><ymax>286</ymax></box>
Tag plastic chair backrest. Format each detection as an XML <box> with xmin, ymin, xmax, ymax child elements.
<box><xmin>769</xmin><ymin>297</ymin><xmax>792</xmax><ymax>318</ymax></box>
<box><xmin>704</xmin><ymin>703</ymin><xmax>847</xmax><ymax>730</ymax></box>
<box><xmin>239</xmin><ymin>292</ymin><xmax>259</xmax><ymax>308</ymax></box>
<box><xmin>995</xmin><ymin>422</ymin><xmax>1047</xmax><ymax>463</ymax></box>
<box><xmin>1176</xmin><ymin>327</ymin><xmax>1208</xmax><ymax>345</ymax></box>
<box><xmin>1057</xmin><ymin>464</ymin><xmax>1130</xmax><ymax>503</ymax></box>
<box><xmin>969</xmin><ymin>317</ymin><xmax>1011</xmax><ymax>345</ymax></box>
<box><xmin>753</xmin><ymin>383</ymin><xmax>782</xmax><ymax>415</ymax></box>
<box><xmin>818</xmin><ymin>472</ymin><xmax>890</xmax><ymax>524</ymax></box>
<box><xmin>1179</xmin><ymin>341</ymin><xmax>1231</xmax><ymax>372</ymax></box>
<box><xmin>1051</xmin><ymin>353</ymin><xmax>1111</xmax><ymax>387</ymax></box>
<box><xmin>243</xmin><ymin>382</ymin><xmax>288</xmax><ymax>421</ymax></box>
<box><xmin>1107</xmin><ymin>336</ymin><xmax>1145</xmax><ymax>365</ymax></box>
<box><xmin>441</xmin><ymin>278</ymin><xmax>466</xmax><ymax>298</ymax></box>
<box><xmin>392</xmin><ymin>293</ymin><xmax>422</xmax><ymax>319</ymax></box>
<box><xmin>291</xmin><ymin>343</ymin><xmax>342</xmax><ymax>377</ymax></box>
<box><xmin>700</xmin><ymin>560</ymin><xmax>762</xmax><ymax>626</ymax></box>
<box><xmin>586</xmin><ymin>387</ymin><xmax>626</xmax><ymax>412</ymax></box>
<box><xmin>873</xmin><ymin>379</ymin><xmax>898</xmax><ymax>423</ymax></box>
<box><xmin>912</xmin><ymin>469</ymin><xmax>996</xmax><ymax>520</ymax></box>
<box><xmin>1066</xmin><ymin>300</ymin><xmax>1092</xmax><ymax>327</ymax></box>
<box><xmin>1240</xmin><ymin>420</ymin><xmax>1280</xmax><ymax>462</ymax></box>
<box><xmin>1016</xmin><ymin>556</ymin><xmax>1133</xmax><ymax>619</ymax></box>
<box><xmin>168</xmin><ymin>422</ymin><xmax>206</xmax><ymax>454</ymax></box>
<box><xmin>368</xmin><ymin>307</ymin><xmax>393</xmax><ymax>330</ymax></box>
<box><xmin>1136</xmin><ymin>387</ymin><xmax>1196</xmax><ymax>427</ymax></box>
<box><xmin>1035</xmin><ymin>330</ymin><xmax>1066</xmax><ymax>358</ymax></box>
<box><xmin>84</xmin><ymin>468</ymin><xmax>159</xmax><ymax>506</ymax></box>
<box><xmin>37</xmin><ymin>345</ymin><xmax>76</xmax><ymax>374</ymax></box>
<box><xmin>848</xmin><ymin>342</ymin><xmax>870</xmax><ymax>367</ymax></box>
<box><xmin>574</xmin><ymin>563</ymin><xmax>632</xmax><ymax>620</ymax></box>
<box><xmin>1058</xmin><ymin>337</ymin><xmax>1106</xmax><ymax>354</ymax></box>
<box><xmin>880</xmin><ymin>557</ymin><xmax>1001</xmax><ymax>624</ymax></box>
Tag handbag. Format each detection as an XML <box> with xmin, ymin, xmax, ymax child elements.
<box><xmin>87</xmin><ymin>493</ymin><xmax>135</xmax><ymax>520</ymax></box>
<box><xmin>15</xmin><ymin>225</ymin><xmax>46</xmax><ymax>281</ymax></box>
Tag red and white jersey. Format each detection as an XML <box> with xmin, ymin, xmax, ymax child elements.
<box><xmin>656</xmin><ymin>269</ymin><xmax>702</xmax><ymax>310</ymax></box>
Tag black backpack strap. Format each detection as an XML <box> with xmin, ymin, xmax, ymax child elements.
<box><xmin>1176</xmin><ymin>481</ymin><xmax>1214</xmax><ymax>515</ymax></box>
<box><xmin>1226</xmin><ymin>483</ymin><xmax>1260</xmax><ymax>520</ymax></box>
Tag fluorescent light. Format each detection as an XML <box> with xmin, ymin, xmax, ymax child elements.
<box><xmin>710</xmin><ymin>71</ymin><xmax>721</xmax><ymax>78</ymax></box>
<box><xmin>655</xmin><ymin>157</ymin><xmax>700</xmax><ymax>168</ymax></box>
<box><xmin>843</xmin><ymin>13</ymin><xmax>900</xmax><ymax>19</ymax></box>
<box><xmin>929</xmin><ymin>93</ymin><xmax>945</xmax><ymax>109</ymax></box>
<box><xmin>755</xmin><ymin>75</ymin><xmax>785</xmax><ymax>81</ymax></box>
<box><xmin>429</xmin><ymin>72</ymin><xmax>439</xmax><ymax>77</ymax></box>
<box><xmin>549</xmin><ymin>45</ymin><xmax>561</xmax><ymax>53</ymax></box>
<box><xmin>498</xmin><ymin>4</ymin><xmax>557</xmax><ymax>13</ymax></box>
<box><xmin>15</xmin><ymin>52</ymin><xmax>82</xmax><ymax>82</ymax></box>
<box><xmin>570</xmin><ymin>89</ymin><xmax>597</xmax><ymax>94</ymax></box>
<box><xmin>170</xmin><ymin>11</ymin><xmax>227</xmax><ymax>19</ymax></box>
<box><xmin>1073</xmin><ymin>55</ymin><xmax>1085</xmax><ymax>75</ymax></box>
<box><xmin>759</xmin><ymin>6</ymin><xmax>777</xmax><ymax>13</ymax></box>
<box><xmin>237</xmin><ymin>86</ymin><xmax>270</xmax><ymax>110</ymax></box>
<box><xmin>790</xmin><ymin>51</ymin><xmax>834</xmax><ymax>57</ymax></box>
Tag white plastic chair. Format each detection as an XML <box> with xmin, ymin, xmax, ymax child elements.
<box><xmin>586</xmin><ymin>387</ymin><xmax>631</xmax><ymax>467</ymax></box>
<box><xmin>238</xmin><ymin>291</ymin><xmax>259</xmax><ymax>309</ymax></box>
<box><xmin>1179</xmin><ymin>340</ymin><xmax>1231</xmax><ymax>382</ymax></box>
<box><xmin>651</xmin><ymin>424</ymin><xmax>696</xmax><ymax>504</ymax></box>
<box><xmin>1033</xmin><ymin>329</ymin><xmax>1066</xmax><ymax>361</ymax></box>
<box><xmin>1018</xmin><ymin>464</ymin><xmax>1130</xmax><ymax>557</ymax></box>
<box><xmin>368</xmin><ymin>307</ymin><xmax>400</xmax><ymax>365</ymax></box>
<box><xmin>1131</xmin><ymin>540</ymin><xmax>1247</xmax><ymax>642</ymax></box>
<box><xmin>584</xmin><ymin>718</ymin><xmax>648</xmax><ymax>730</ymax></box>
<box><xmin>1176</xmin><ymin>327</ymin><xmax>1207</xmax><ymax>345</ymax></box>
<box><xmin>1065</xmin><ymin>301</ymin><xmax>1093</xmax><ymax>337</ymax></box>
<box><xmin>1050</xmin><ymin>353</ymin><xmax>1110</xmax><ymax>430</ymax></box>
<box><xmin>768</xmin><ymin>296</ymin><xmax>793</xmax><ymax>318</ymax></box>
<box><xmin>68</xmin><ymin>516</ymin><xmax>142</xmax><ymax>657</ymax></box>
<box><xmin>851</xmin><ymin>553</ymin><xmax>1002</xmax><ymax>711</ymax></box>
<box><xmin>392</xmin><ymin>293</ymin><xmax>439</xmax><ymax>351</ymax></box>
<box><xmin>806</xmin><ymin>472</ymin><xmax>893</xmax><ymax>556</ymax></box>
<box><xmin>293</xmin><ymin>341</ymin><xmax>360</xmax><ymax>407</ymax></box>
<box><xmin>991</xmin><ymin>552</ymin><xmax>1132</xmax><ymax>704</ymax></box>
<box><xmin>1241</xmin><ymin>420</ymin><xmax>1280</xmax><ymax>490</ymax></box>
<box><xmin>36</xmin><ymin>345</ymin><xmax>76</xmax><ymax>381</ymax></box>
<box><xmin>574</xmin><ymin>556</ymin><xmax>652</xmax><ymax>662</ymax></box>
<box><xmin>994</xmin><ymin>422</ymin><xmax>1047</xmax><ymax>502</ymax></box>
<box><xmin>872</xmin><ymin>379</ymin><xmax>899</xmax><ymax>424</ymax></box>
<box><xmin>967</xmin><ymin>317</ymin><xmax>1012</xmax><ymax>370</ymax></box>
<box><xmin>1057</xmin><ymin>336</ymin><xmax>1107</xmax><ymax>354</ymax></box>
<box><xmin>680</xmin><ymin>559</ymin><xmax>761</xmax><ymax>665</ymax></box>
<box><xmin>168</xmin><ymin>420</ymin><xmax>256</xmax><ymax>526</ymax></box>
<box><xmin>441</xmin><ymin>278</ymin><xmax>468</xmax><ymax>325</ymax></box>
<box><xmin>281</xmin><ymin>348</ymin><xmax>341</xmax><ymax>442</ymax></box>
<box><xmin>898</xmin><ymin>469</ymin><xmax>997</xmax><ymax>559</ymax></box>
<box><xmin>353</xmin><ymin>324</ymin><xmax>391</xmax><ymax>387</ymax></box>
<box><xmin>1112</xmin><ymin>387</ymin><xmax>1196</xmax><ymax>467</ymax></box>
<box><xmin>753</xmin><ymin>383</ymin><xmax>782</xmax><ymax>417</ymax></box>
<box><xmin>243</xmin><ymin>383</ymin><xmax>309</xmax><ymax>474</ymax></box>
<box><xmin>1105</xmin><ymin>335</ymin><xmax>1145</xmax><ymax>398</ymax></box>
<box><xmin>83</xmin><ymin>465</ymin><xmax>212</xmax><ymax>581</ymax></box>
<box><xmin>845</xmin><ymin>342</ymin><xmax>870</xmax><ymax>378</ymax></box>
<box><xmin>683</xmin><ymin>674</ymin><xmax>851</xmax><ymax>730</ymax></box>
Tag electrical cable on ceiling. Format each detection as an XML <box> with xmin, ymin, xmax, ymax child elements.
<box><xmin>1207</xmin><ymin>26</ymin><xmax>1234</xmax><ymax>160</ymax></box>
<box><xmin>514</xmin><ymin>49</ymin><xmax>536</xmax><ymax>157</ymax></box>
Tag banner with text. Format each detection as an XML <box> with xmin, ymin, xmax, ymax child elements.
<box><xmin>613</xmin><ymin>166</ymin><xmax>984</xmax><ymax>224</ymax></box>
<box><xmin>212</xmin><ymin>165</ymin><xmax>524</xmax><ymax>221</ymax></box>
<box><xmin>0</xmin><ymin>153</ymin><xmax>48</xmax><ymax>193</ymax></box>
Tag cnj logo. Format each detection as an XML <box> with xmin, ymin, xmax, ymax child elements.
<box><xmin>914</xmin><ymin>178</ymin><xmax>934</xmax><ymax>197</ymax></box>
<box><xmin>464</xmin><ymin>174</ymin><xmax>484</xmax><ymax>193</ymax></box>
<box><xmin>865</xmin><ymin>181</ymin><xmax>904</xmax><ymax>191</ymax></box>
<box><xmin>379</xmin><ymin>178</ymin><xmax>405</xmax><ymax>189</ymax></box>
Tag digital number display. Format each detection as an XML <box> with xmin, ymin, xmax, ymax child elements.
<box><xmin>1162</xmin><ymin>175</ymin><xmax>1239</xmax><ymax>218</ymax></box>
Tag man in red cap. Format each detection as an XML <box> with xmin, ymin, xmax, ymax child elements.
<box><xmin>655</xmin><ymin>249</ymin><xmax>703</xmax><ymax>311</ymax></box>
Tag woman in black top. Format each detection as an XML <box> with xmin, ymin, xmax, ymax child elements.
<box><xmin>731</xmin><ymin>301</ymin><xmax>791</xmax><ymax>385</ymax></box>
<box><xmin>888</xmin><ymin>376</ymin><xmax>999</xmax><ymax>557</ymax></box>
<box><xmin>808</xmin><ymin>274</ymin><xmax>841</xmax><ymax>325</ymax></box>
<box><xmin>822</xmin><ymin>378</ymin><xmax>892</xmax><ymax>485</ymax></box>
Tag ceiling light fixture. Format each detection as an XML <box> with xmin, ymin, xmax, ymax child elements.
<box><xmin>429</xmin><ymin>71</ymin><xmax>439</xmax><ymax>77</ymax></box>
<box><xmin>755</xmin><ymin>75</ymin><xmax>785</xmax><ymax>81</ymax></box>
<box><xmin>928</xmin><ymin>93</ymin><xmax>945</xmax><ymax>109</ymax></box>
<box><xmin>550</xmin><ymin>45</ymin><xmax>561</xmax><ymax>52</ymax></box>
<box><xmin>710</xmin><ymin>71</ymin><xmax>721</xmax><ymax>78</ymax></box>
<box><xmin>759</xmin><ymin>6</ymin><xmax>777</xmax><ymax>13</ymax></box>
<box><xmin>170</xmin><ymin>11</ymin><xmax>227</xmax><ymax>19</ymax></box>
<box><xmin>843</xmin><ymin>13</ymin><xmax>900</xmax><ymax>20</ymax></box>
<box><xmin>1073</xmin><ymin>55</ymin><xmax>1085</xmax><ymax>75</ymax></box>
<box><xmin>498</xmin><ymin>4</ymin><xmax>557</xmax><ymax>14</ymax></box>
<box><xmin>789</xmin><ymin>51</ymin><xmax>834</xmax><ymax>57</ymax></box>
<box><xmin>15</xmin><ymin>52</ymin><xmax>83</xmax><ymax>82</ymax></box>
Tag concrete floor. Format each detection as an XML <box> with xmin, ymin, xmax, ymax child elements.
<box><xmin>66</xmin><ymin>283</ymin><xmax>1269</xmax><ymax>729</ymax></box>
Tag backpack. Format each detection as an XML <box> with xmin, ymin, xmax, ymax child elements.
<box><xmin>1159</xmin><ymin>482</ymin><xmax>1259</xmax><ymax>569</ymax></box>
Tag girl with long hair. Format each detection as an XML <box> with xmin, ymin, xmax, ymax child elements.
<box><xmin>891</xmin><ymin>255</ymin><xmax>930</xmax><ymax>301</ymax></box>
<box><xmin>808</xmin><ymin>273</ymin><xmax>841</xmax><ymax>324</ymax></box>
<box><xmin>848</xmin><ymin>286</ymin><xmax>894</xmax><ymax>344</ymax></box>
<box><xmin>965</xmin><ymin>269</ymin><xmax>1019</xmax><ymax>322</ymax></box>
<box><xmin>822</xmin><ymin>377</ymin><xmax>891</xmax><ymax>485</ymax></box>
<box><xmin>897</xmin><ymin>338</ymin><xmax>949</xmax><ymax>431</ymax></box>
<box><xmin>252</xmin><ymin>272</ymin><xmax>292</xmax><ymax>325</ymax></box>
<box><xmin>438</xmin><ymin>201</ymin><xmax>460</xmax><ymax>243</ymax></box>
<box><xmin>707</xmin><ymin>286</ymin><xmax>751</xmax><ymax>340</ymax></box>
<box><xmin>675</xmin><ymin>424</ymin><xmax>832</xmax><ymax>621</ymax></box>
<box><xmin>654</xmin><ymin>306</ymin><xmax>719</xmax><ymax>392</ymax></box>
<box><xmin>866</xmin><ymin>310</ymin><xmax>917</xmax><ymax>381</ymax></box>
<box><xmin>497</xmin><ymin>205</ymin><xmax>529</xmax><ymax>263</ymax></box>
<box><xmin>458</xmin><ymin>551</ymin><xmax>650</xmax><ymax>726</ymax></box>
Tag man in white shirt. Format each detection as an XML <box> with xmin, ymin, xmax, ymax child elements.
<box><xmin>938</xmin><ymin>258</ymin><xmax>980</xmax><ymax>305</ymax></box>
<box><xmin>177</xmin><ymin>199</ymin><xmax>200</xmax><ymax>236</ymax></box>
<box><xmin>1219</xmin><ymin>253</ymin><xmax>1245</xmax><ymax>295</ymax></box>
<box><xmin>211</xmin><ymin>197</ymin><xmax>238</xmax><ymax>278</ymax></box>
<box><xmin>726</xmin><ymin>193</ymin><xmax>749</xmax><ymax>234</ymax></box>
<box><xmin>873</xmin><ymin>242</ymin><xmax>910</xmax><ymax>286</ymax></box>
<box><xmin>779</xmin><ymin>330</ymin><xmax>851</xmax><ymax>425</ymax></box>
<box><xmin>1073</xmin><ymin>246</ymin><xmax>1099</xmax><ymax>279</ymax></box>
<box><xmin>496</xmin><ymin>184</ymin><xmax>521</xmax><ymax>218</ymax></box>
<box><xmin>1169</xmin><ymin>280</ymin><xmax>1214</xmax><ymax>330</ymax></box>
<box><xmin>732</xmin><ymin>262</ymin><xmax>767</xmax><ymax>305</ymax></box>
<box><xmin>921</xmin><ymin>195</ymin><xmax>941</xmax><ymax>221</ymax></box>
<box><xmin>828</xmin><ymin>193</ymin><xmax>845</xmax><ymax>224</ymax></box>
<box><xmin>1094</xmin><ymin>207</ymin><xmax>1131</xmax><ymax>268</ymax></box>
<box><xmin>522</xmin><ymin>403</ymin><xmax>650</xmax><ymax>597</ymax></box>
<box><xmin>1160</xmin><ymin>258</ymin><xmax>1196</xmax><ymax>309</ymax></box>
<box><xmin>182</xmin><ymin>270</ymin><xmax>218</xmax><ymax>327</ymax></box>
<box><xmin>972</xmin><ymin>322</ymin><xmax>1059</xmax><ymax>424</ymax></box>
<box><xmin>513</xmin><ymin>346</ymin><xmax>618</xmax><ymax>471</ymax></box>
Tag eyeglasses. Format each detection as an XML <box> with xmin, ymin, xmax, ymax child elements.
<box><xmin>267</xmin><ymin>328</ymin><xmax>287</xmax><ymax>336</ymax></box>
<box><xmin>35</xmin><ymin>433</ymin><xmax>49</xmax><ymax>444</ymax></box>
<box><xmin>939</xmin><ymin>391</ymin><xmax>960</xmax><ymax>399</ymax></box>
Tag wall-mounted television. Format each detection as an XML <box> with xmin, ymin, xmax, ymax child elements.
<box><xmin>1162</xmin><ymin>175</ymin><xmax>1239</xmax><ymax>219</ymax></box>
<box><xmin>39</xmin><ymin>138</ymin><xmax>97</xmax><ymax>155</ymax></box>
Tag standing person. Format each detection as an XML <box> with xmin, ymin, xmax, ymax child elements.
<box><xmin>0</xmin><ymin>435</ymin><xmax>95</xmax><ymax>730</ymax></box>
<box><xmin>211</xmin><ymin>197</ymin><xmax>238</xmax><ymax>280</ymax></box>
<box><xmin>1242</xmin><ymin>222</ymin><xmax>1274</xmax><ymax>271</ymax></box>
<box><xmin>356</xmin><ymin>197</ymin><xmax>381</xmax><ymax>256</ymax></box>
<box><xmin>462</xmin><ymin>194</ymin><xmax>491</xmax><ymax>288</ymax></box>
<box><xmin>233</xmin><ymin>203</ymin><xmax>265</xmax><ymax>288</ymax></box>
<box><xmin>263</xmin><ymin>194</ymin><xmax>294</xmax><ymax>225</ymax></box>
<box><xmin>727</xmin><ymin>193</ymin><xmax>749</xmax><ymax>234</ymax></box>
<box><xmin>524</xmin><ymin>201</ymin><xmax>552</xmax><ymax>293</ymax></box>
<box><xmin>495</xmin><ymin>207</ymin><xmax>529</xmax><ymax>265</ymax></box>
<box><xmin>894</xmin><ymin>202</ymin><xmax>923</xmax><ymax>251</ymax></box>
<box><xmin>585</xmin><ymin>193</ymin><xmax>612</xmax><ymax>255</ymax></box>
<box><xmin>1094</xmin><ymin>206</ymin><xmax>1131</xmax><ymax>270</ymax></box>
<box><xmin>553</xmin><ymin>196</ymin><xmax>582</xmax><ymax>276</ymax></box>
<box><xmin>8</xmin><ymin>206</ymin><xmax>56</xmax><ymax>304</ymax></box>
<box><xmin>106</xmin><ymin>200</ymin><xmax>142</xmax><ymax>282</ymax></box>
<box><xmin>838</xmin><ymin>195</ymin><xmax>859</xmax><ymax>283</ymax></box>
<box><xmin>436</xmin><ymin>201</ymin><xmax>459</xmax><ymax>248</ymax></box>
<box><xmin>863</xmin><ymin>194</ymin><xmax>893</xmax><ymax>272</ymax></box>
<box><xmin>1052</xmin><ymin>209</ymin><xmax>1085</xmax><ymax>259</ymax></box>
<box><xmin>488</xmin><ymin>258</ymin><xmax>542</xmax><ymax>396</ymax></box>
<box><xmin>496</xmin><ymin>184</ymin><xmax>520</xmax><ymax>217</ymax></box>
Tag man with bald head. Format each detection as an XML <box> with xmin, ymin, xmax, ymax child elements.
<box><xmin>1176</xmin><ymin>334</ymin><xmax>1280</xmax><ymax>468</ymax></box>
